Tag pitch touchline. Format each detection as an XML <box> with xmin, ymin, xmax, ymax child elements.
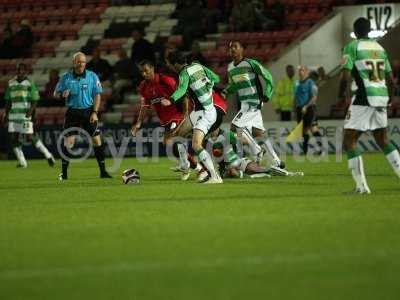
<box><xmin>0</xmin><ymin>250</ymin><xmax>393</xmax><ymax>280</ymax></box>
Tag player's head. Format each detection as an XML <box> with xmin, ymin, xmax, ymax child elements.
<box><xmin>139</xmin><ymin>60</ymin><xmax>155</xmax><ymax>81</ymax></box>
<box><xmin>309</xmin><ymin>70</ymin><xmax>319</xmax><ymax>82</ymax></box>
<box><xmin>298</xmin><ymin>65</ymin><xmax>309</xmax><ymax>80</ymax></box>
<box><xmin>228</xmin><ymin>40</ymin><xmax>244</xmax><ymax>61</ymax></box>
<box><xmin>132</xmin><ymin>29</ymin><xmax>143</xmax><ymax>41</ymax></box>
<box><xmin>167</xmin><ymin>50</ymin><xmax>187</xmax><ymax>72</ymax></box>
<box><xmin>353</xmin><ymin>17</ymin><xmax>370</xmax><ymax>39</ymax></box>
<box><xmin>72</xmin><ymin>52</ymin><xmax>87</xmax><ymax>75</ymax></box>
<box><xmin>286</xmin><ymin>64</ymin><xmax>295</xmax><ymax>78</ymax></box>
<box><xmin>17</xmin><ymin>62</ymin><xmax>28</xmax><ymax>80</ymax></box>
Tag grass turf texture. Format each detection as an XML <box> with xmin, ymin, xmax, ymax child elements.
<box><xmin>0</xmin><ymin>154</ymin><xmax>399</xmax><ymax>300</ymax></box>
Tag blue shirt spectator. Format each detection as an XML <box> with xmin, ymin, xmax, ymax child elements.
<box><xmin>295</xmin><ymin>78</ymin><xmax>318</xmax><ymax>108</ymax></box>
<box><xmin>55</xmin><ymin>70</ymin><xmax>102</xmax><ymax>109</ymax></box>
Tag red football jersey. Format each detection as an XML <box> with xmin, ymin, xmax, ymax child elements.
<box><xmin>139</xmin><ymin>73</ymin><xmax>184</xmax><ymax>126</ymax></box>
<box><xmin>212</xmin><ymin>91</ymin><xmax>228</xmax><ymax>114</ymax></box>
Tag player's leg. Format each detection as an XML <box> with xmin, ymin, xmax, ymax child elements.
<box><xmin>253</xmin><ymin>127</ymin><xmax>283</xmax><ymax>167</ymax></box>
<box><xmin>31</xmin><ymin>134</ymin><xmax>55</xmax><ymax>166</ymax></box>
<box><xmin>373</xmin><ymin>128</ymin><xmax>400</xmax><ymax>178</ymax></box>
<box><xmin>92</xmin><ymin>134</ymin><xmax>111</xmax><ymax>178</ymax></box>
<box><xmin>343</xmin><ymin>128</ymin><xmax>370</xmax><ymax>193</ymax></box>
<box><xmin>231</xmin><ymin>109</ymin><xmax>263</xmax><ymax>158</ymax></box>
<box><xmin>10</xmin><ymin>130</ymin><xmax>27</xmax><ymax>168</ymax></box>
<box><xmin>60</xmin><ymin>134</ymin><xmax>75</xmax><ymax>180</ymax></box>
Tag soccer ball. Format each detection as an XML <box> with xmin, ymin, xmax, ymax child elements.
<box><xmin>122</xmin><ymin>168</ymin><xmax>140</xmax><ymax>184</ymax></box>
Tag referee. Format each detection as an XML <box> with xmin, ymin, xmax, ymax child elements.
<box><xmin>54</xmin><ymin>52</ymin><xmax>111</xmax><ymax>180</ymax></box>
<box><xmin>295</xmin><ymin>65</ymin><xmax>323</xmax><ymax>155</ymax></box>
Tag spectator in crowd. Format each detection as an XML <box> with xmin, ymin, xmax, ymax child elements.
<box><xmin>316</xmin><ymin>66</ymin><xmax>329</xmax><ymax>87</ymax></box>
<box><xmin>130</xmin><ymin>29</ymin><xmax>155</xmax><ymax>64</ymax></box>
<box><xmin>254</xmin><ymin>0</ymin><xmax>279</xmax><ymax>31</ymax></box>
<box><xmin>0</xmin><ymin>22</ymin><xmax>14</xmax><ymax>59</ymax></box>
<box><xmin>11</xmin><ymin>19</ymin><xmax>34</xmax><ymax>58</ymax></box>
<box><xmin>86</xmin><ymin>47</ymin><xmax>113</xmax><ymax>107</ymax></box>
<box><xmin>229</xmin><ymin>0</ymin><xmax>255</xmax><ymax>32</ymax></box>
<box><xmin>157</xmin><ymin>44</ymin><xmax>177</xmax><ymax>78</ymax></box>
<box><xmin>86</xmin><ymin>47</ymin><xmax>113</xmax><ymax>82</ymax></box>
<box><xmin>175</xmin><ymin>0</ymin><xmax>204</xmax><ymax>50</ymax></box>
<box><xmin>112</xmin><ymin>49</ymin><xmax>137</xmax><ymax>104</ymax></box>
<box><xmin>41</xmin><ymin>69</ymin><xmax>62</xmax><ymax>107</ymax></box>
<box><xmin>272</xmin><ymin>65</ymin><xmax>296</xmax><ymax>121</ymax></box>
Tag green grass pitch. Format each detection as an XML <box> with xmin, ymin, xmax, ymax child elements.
<box><xmin>0</xmin><ymin>154</ymin><xmax>399</xmax><ymax>300</ymax></box>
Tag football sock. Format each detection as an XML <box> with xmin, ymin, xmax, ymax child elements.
<box><xmin>347</xmin><ymin>149</ymin><xmax>370</xmax><ymax>191</ymax></box>
<box><xmin>33</xmin><ymin>138</ymin><xmax>52</xmax><ymax>159</ymax></box>
<box><xmin>303</xmin><ymin>133</ymin><xmax>310</xmax><ymax>154</ymax></box>
<box><xmin>94</xmin><ymin>144</ymin><xmax>106</xmax><ymax>174</ymax></box>
<box><xmin>261</xmin><ymin>139</ymin><xmax>281</xmax><ymax>166</ymax></box>
<box><xmin>177</xmin><ymin>142</ymin><xmax>190</xmax><ymax>169</ymax></box>
<box><xmin>383</xmin><ymin>143</ymin><xmax>400</xmax><ymax>178</ymax></box>
<box><xmin>198</xmin><ymin>149</ymin><xmax>218</xmax><ymax>178</ymax></box>
<box><xmin>61</xmin><ymin>144</ymin><xmax>70</xmax><ymax>177</ymax></box>
<box><xmin>13</xmin><ymin>146</ymin><xmax>27</xmax><ymax>167</ymax></box>
<box><xmin>313</xmin><ymin>131</ymin><xmax>323</xmax><ymax>149</ymax></box>
<box><xmin>239</xmin><ymin>128</ymin><xmax>262</xmax><ymax>157</ymax></box>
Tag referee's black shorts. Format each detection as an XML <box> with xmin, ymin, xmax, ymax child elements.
<box><xmin>296</xmin><ymin>105</ymin><xmax>318</xmax><ymax>128</ymax></box>
<box><xmin>63</xmin><ymin>108</ymin><xmax>100</xmax><ymax>137</ymax></box>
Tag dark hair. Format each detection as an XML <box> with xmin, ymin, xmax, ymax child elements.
<box><xmin>229</xmin><ymin>40</ymin><xmax>245</xmax><ymax>48</ymax></box>
<box><xmin>138</xmin><ymin>59</ymin><xmax>154</xmax><ymax>68</ymax></box>
<box><xmin>167</xmin><ymin>50</ymin><xmax>187</xmax><ymax>65</ymax></box>
<box><xmin>309</xmin><ymin>71</ymin><xmax>319</xmax><ymax>81</ymax></box>
<box><xmin>353</xmin><ymin>17</ymin><xmax>371</xmax><ymax>38</ymax></box>
<box><xmin>17</xmin><ymin>62</ymin><xmax>28</xmax><ymax>70</ymax></box>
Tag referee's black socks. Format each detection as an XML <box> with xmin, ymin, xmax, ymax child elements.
<box><xmin>94</xmin><ymin>144</ymin><xmax>112</xmax><ymax>178</ymax></box>
<box><xmin>61</xmin><ymin>144</ymin><xmax>70</xmax><ymax>179</ymax></box>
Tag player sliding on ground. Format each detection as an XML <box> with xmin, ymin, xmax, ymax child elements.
<box><xmin>223</xmin><ymin>40</ymin><xmax>284</xmax><ymax>168</ymax></box>
<box><xmin>161</xmin><ymin>50</ymin><xmax>223</xmax><ymax>184</ymax></box>
<box><xmin>205</xmin><ymin>127</ymin><xmax>303</xmax><ymax>179</ymax></box>
<box><xmin>131</xmin><ymin>60</ymin><xmax>201</xmax><ymax>180</ymax></box>
<box><xmin>339</xmin><ymin>17</ymin><xmax>400</xmax><ymax>194</ymax></box>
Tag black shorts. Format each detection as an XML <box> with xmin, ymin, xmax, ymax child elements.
<box><xmin>208</xmin><ymin>106</ymin><xmax>226</xmax><ymax>133</ymax></box>
<box><xmin>296</xmin><ymin>105</ymin><xmax>318</xmax><ymax>128</ymax></box>
<box><xmin>63</xmin><ymin>108</ymin><xmax>100</xmax><ymax>137</ymax></box>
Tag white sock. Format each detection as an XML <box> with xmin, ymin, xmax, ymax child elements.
<box><xmin>198</xmin><ymin>149</ymin><xmax>218</xmax><ymax>178</ymax></box>
<box><xmin>348</xmin><ymin>155</ymin><xmax>370</xmax><ymax>192</ymax></box>
<box><xmin>194</xmin><ymin>163</ymin><xmax>202</xmax><ymax>172</ymax></box>
<box><xmin>177</xmin><ymin>143</ymin><xmax>190</xmax><ymax>169</ymax></box>
<box><xmin>262</xmin><ymin>139</ymin><xmax>281</xmax><ymax>166</ymax></box>
<box><xmin>238</xmin><ymin>128</ymin><xmax>262</xmax><ymax>157</ymax></box>
<box><xmin>385</xmin><ymin>149</ymin><xmax>400</xmax><ymax>178</ymax></box>
<box><xmin>13</xmin><ymin>147</ymin><xmax>27</xmax><ymax>167</ymax></box>
<box><xmin>34</xmin><ymin>139</ymin><xmax>52</xmax><ymax>159</ymax></box>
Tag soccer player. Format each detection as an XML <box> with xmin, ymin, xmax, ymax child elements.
<box><xmin>161</xmin><ymin>50</ymin><xmax>223</xmax><ymax>184</ymax></box>
<box><xmin>339</xmin><ymin>17</ymin><xmax>400</xmax><ymax>194</ymax></box>
<box><xmin>295</xmin><ymin>66</ymin><xmax>323</xmax><ymax>155</ymax></box>
<box><xmin>223</xmin><ymin>40</ymin><xmax>284</xmax><ymax>168</ymax></box>
<box><xmin>2</xmin><ymin>62</ymin><xmax>55</xmax><ymax>168</ymax></box>
<box><xmin>207</xmin><ymin>127</ymin><xmax>302</xmax><ymax>179</ymax></box>
<box><xmin>131</xmin><ymin>60</ymin><xmax>198</xmax><ymax>180</ymax></box>
<box><xmin>54</xmin><ymin>52</ymin><xmax>112</xmax><ymax>180</ymax></box>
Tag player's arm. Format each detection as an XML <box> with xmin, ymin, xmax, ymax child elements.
<box><xmin>182</xmin><ymin>96</ymin><xmax>190</xmax><ymax>117</ymax></box>
<box><xmin>303</xmin><ymin>81</ymin><xmax>318</xmax><ymax>113</ymax></box>
<box><xmin>26</xmin><ymin>81</ymin><xmax>40</xmax><ymax>118</ymax></box>
<box><xmin>163</xmin><ymin>71</ymin><xmax>190</xmax><ymax>106</ymax></box>
<box><xmin>203</xmin><ymin>66</ymin><xmax>220</xmax><ymax>85</ymax></box>
<box><xmin>384</xmin><ymin>55</ymin><xmax>395</xmax><ymax>104</ymax></box>
<box><xmin>248</xmin><ymin>59</ymin><xmax>274</xmax><ymax>101</ymax></box>
<box><xmin>338</xmin><ymin>43</ymin><xmax>354</xmax><ymax>103</ymax></box>
<box><xmin>90</xmin><ymin>76</ymin><xmax>103</xmax><ymax>123</ymax></box>
<box><xmin>131</xmin><ymin>100</ymin><xmax>148</xmax><ymax>137</ymax></box>
<box><xmin>2</xmin><ymin>86</ymin><xmax>11</xmax><ymax>123</ymax></box>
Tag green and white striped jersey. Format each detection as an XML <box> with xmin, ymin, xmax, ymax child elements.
<box><xmin>341</xmin><ymin>38</ymin><xmax>392</xmax><ymax>107</ymax></box>
<box><xmin>224</xmin><ymin>58</ymin><xmax>274</xmax><ymax>108</ymax></box>
<box><xmin>4</xmin><ymin>77</ymin><xmax>39</xmax><ymax>123</ymax></box>
<box><xmin>170</xmin><ymin>62</ymin><xmax>219</xmax><ymax>111</ymax></box>
<box><xmin>210</xmin><ymin>129</ymin><xmax>240</xmax><ymax>166</ymax></box>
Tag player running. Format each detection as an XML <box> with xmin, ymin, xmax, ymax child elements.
<box><xmin>131</xmin><ymin>60</ymin><xmax>200</xmax><ymax>180</ymax></box>
<box><xmin>339</xmin><ymin>17</ymin><xmax>400</xmax><ymax>194</ymax></box>
<box><xmin>223</xmin><ymin>40</ymin><xmax>284</xmax><ymax>168</ymax></box>
<box><xmin>2</xmin><ymin>62</ymin><xmax>55</xmax><ymax>168</ymax></box>
<box><xmin>161</xmin><ymin>50</ymin><xmax>223</xmax><ymax>184</ymax></box>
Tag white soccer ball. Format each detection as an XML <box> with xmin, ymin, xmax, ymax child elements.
<box><xmin>122</xmin><ymin>168</ymin><xmax>140</xmax><ymax>184</ymax></box>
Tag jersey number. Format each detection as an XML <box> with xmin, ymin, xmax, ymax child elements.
<box><xmin>365</xmin><ymin>60</ymin><xmax>385</xmax><ymax>82</ymax></box>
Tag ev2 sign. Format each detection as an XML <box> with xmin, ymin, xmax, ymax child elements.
<box><xmin>365</xmin><ymin>4</ymin><xmax>395</xmax><ymax>30</ymax></box>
